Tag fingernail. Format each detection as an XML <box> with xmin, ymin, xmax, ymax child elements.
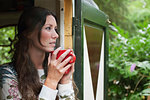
<box><xmin>67</xmin><ymin>49</ymin><xmax>71</xmax><ymax>52</ymax></box>
<box><xmin>69</xmin><ymin>56</ymin><xmax>72</xmax><ymax>59</ymax></box>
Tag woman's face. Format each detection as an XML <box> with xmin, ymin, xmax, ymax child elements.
<box><xmin>31</xmin><ymin>15</ymin><xmax>59</xmax><ymax>52</ymax></box>
<box><xmin>40</xmin><ymin>15</ymin><xmax>59</xmax><ymax>52</ymax></box>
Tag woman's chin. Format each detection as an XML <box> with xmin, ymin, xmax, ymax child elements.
<box><xmin>46</xmin><ymin>48</ymin><xmax>54</xmax><ymax>53</ymax></box>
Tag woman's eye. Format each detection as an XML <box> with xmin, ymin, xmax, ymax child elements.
<box><xmin>45</xmin><ymin>27</ymin><xmax>51</xmax><ymax>30</ymax></box>
<box><xmin>55</xmin><ymin>29</ymin><xmax>58</xmax><ymax>33</ymax></box>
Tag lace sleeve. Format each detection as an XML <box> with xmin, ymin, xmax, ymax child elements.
<box><xmin>38</xmin><ymin>85</ymin><xmax>58</xmax><ymax>100</ymax></box>
<box><xmin>0</xmin><ymin>66</ymin><xmax>21</xmax><ymax>100</ymax></box>
<box><xmin>58</xmin><ymin>82</ymin><xmax>75</xmax><ymax>100</ymax></box>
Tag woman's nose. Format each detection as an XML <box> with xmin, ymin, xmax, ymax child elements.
<box><xmin>52</xmin><ymin>29</ymin><xmax>59</xmax><ymax>39</ymax></box>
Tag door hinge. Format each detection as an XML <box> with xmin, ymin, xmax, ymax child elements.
<box><xmin>72</xmin><ymin>17</ymin><xmax>80</xmax><ymax>36</ymax></box>
<box><xmin>73</xmin><ymin>17</ymin><xmax>80</xmax><ymax>27</ymax></box>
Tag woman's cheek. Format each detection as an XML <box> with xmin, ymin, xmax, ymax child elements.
<box><xmin>41</xmin><ymin>31</ymin><xmax>51</xmax><ymax>44</ymax></box>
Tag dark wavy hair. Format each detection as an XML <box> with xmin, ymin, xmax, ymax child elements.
<box><xmin>12</xmin><ymin>7</ymin><xmax>78</xmax><ymax>100</ymax></box>
<box><xmin>12</xmin><ymin>7</ymin><xmax>56</xmax><ymax>99</ymax></box>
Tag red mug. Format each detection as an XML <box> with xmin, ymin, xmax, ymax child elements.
<box><xmin>52</xmin><ymin>49</ymin><xmax>76</xmax><ymax>74</ymax></box>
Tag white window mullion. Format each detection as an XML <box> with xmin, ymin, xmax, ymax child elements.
<box><xmin>96</xmin><ymin>34</ymin><xmax>104</xmax><ymax>100</ymax></box>
<box><xmin>83</xmin><ymin>27</ymin><xmax>95</xmax><ymax>100</ymax></box>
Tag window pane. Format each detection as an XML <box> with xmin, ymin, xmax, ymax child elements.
<box><xmin>0</xmin><ymin>26</ymin><xmax>15</xmax><ymax>64</ymax></box>
<box><xmin>85</xmin><ymin>25</ymin><xmax>103</xmax><ymax>98</ymax></box>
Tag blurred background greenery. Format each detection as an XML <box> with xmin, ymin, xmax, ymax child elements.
<box><xmin>0</xmin><ymin>27</ymin><xmax>15</xmax><ymax>64</ymax></box>
<box><xmin>94</xmin><ymin>0</ymin><xmax>150</xmax><ymax>99</ymax></box>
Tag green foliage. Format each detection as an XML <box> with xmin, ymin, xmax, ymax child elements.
<box><xmin>94</xmin><ymin>0</ymin><xmax>137</xmax><ymax>34</ymax></box>
<box><xmin>109</xmin><ymin>21</ymin><xmax>150</xmax><ymax>99</ymax></box>
<box><xmin>0</xmin><ymin>27</ymin><xmax>15</xmax><ymax>64</ymax></box>
<box><xmin>94</xmin><ymin>0</ymin><xmax>150</xmax><ymax>36</ymax></box>
<box><xmin>127</xmin><ymin>0</ymin><xmax>150</xmax><ymax>30</ymax></box>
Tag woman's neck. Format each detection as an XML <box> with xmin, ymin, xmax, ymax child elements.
<box><xmin>28</xmin><ymin>45</ymin><xmax>45</xmax><ymax>69</ymax></box>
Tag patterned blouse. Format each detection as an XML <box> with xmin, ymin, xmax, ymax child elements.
<box><xmin>0</xmin><ymin>63</ymin><xmax>75</xmax><ymax>100</ymax></box>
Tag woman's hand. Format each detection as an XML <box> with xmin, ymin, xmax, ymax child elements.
<box><xmin>60</xmin><ymin>63</ymin><xmax>75</xmax><ymax>84</ymax></box>
<box><xmin>60</xmin><ymin>49</ymin><xmax>75</xmax><ymax>84</ymax></box>
<box><xmin>44</xmin><ymin>47</ymin><xmax>73</xmax><ymax>89</ymax></box>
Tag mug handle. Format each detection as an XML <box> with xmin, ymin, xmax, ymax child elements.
<box><xmin>68</xmin><ymin>51</ymin><xmax>76</xmax><ymax>63</ymax></box>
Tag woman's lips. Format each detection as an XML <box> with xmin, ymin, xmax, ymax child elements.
<box><xmin>49</xmin><ymin>42</ymin><xmax>56</xmax><ymax>46</ymax></box>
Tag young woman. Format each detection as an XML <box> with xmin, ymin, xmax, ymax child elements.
<box><xmin>0</xmin><ymin>7</ymin><xmax>77</xmax><ymax>100</ymax></box>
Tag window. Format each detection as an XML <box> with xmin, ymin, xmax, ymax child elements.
<box><xmin>0</xmin><ymin>26</ymin><xmax>15</xmax><ymax>64</ymax></box>
<box><xmin>85</xmin><ymin>25</ymin><xmax>103</xmax><ymax>98</ymax></box>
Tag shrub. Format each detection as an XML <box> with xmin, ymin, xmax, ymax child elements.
<box><xmin>108</xmin><ymin>22</ymin><xmax>150</xmax><ymax>100</ymax></box>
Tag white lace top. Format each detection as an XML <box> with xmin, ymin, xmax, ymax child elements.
<box><xmin>0</xmin><ymin>64</ymin><xmax>75</xmax><ymax>100</ymax></box>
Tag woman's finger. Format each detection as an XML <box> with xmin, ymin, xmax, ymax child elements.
<box><xmin>51</xmin><ymin>47</ymin><xmax>61</xmax><ymax>60</ymax></box>
<box><xmin>66</xmin><ymin>63</ymin><xmax>74</xmax><ymax>76</ymax></box>
<box><xmin>70</xmin><ymin>63</ymin><xmax>75</xmax><ymax>73</ymax></box>
<box><xmin>48</xmin><ymin>53</ymin><xmax>51</xmax><ymax>65</ymax></box>
<box><xmin>56</xmin><ymin>49</ymin><xmax>71</xmax><ymax>63</ymax></box>
<box><xmin>61</xmin><ymin>64</ymin><xmax>72</xmax><ymax>73</ymax></box>
<box><xmin>57</xmin><ymin>56</ymin><xmax>72</xmax><ymax>69</ymax></box>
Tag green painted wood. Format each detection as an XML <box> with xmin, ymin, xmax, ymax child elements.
<box><xmin>82</xmin><ymin>0</ymin><xmax>108</xmax><ymax>27</ymax></box>
<box><xmin>74</xmin><ymin>0</ymin><xmax>109</xmax><ymax>100</ymax></box>
<box><xmin>104</xmin><ymin>26</ymin><xmax>109</xmax><ymax>100</ymax></box>
<box><xmin>73</xmin><ymin>0</ymin><xmax>83</xmax><ymax>100</ymax></box>
<box><xmin>82</xmin><ymin>1</ymin><xmax>109</xmax><ymax>100</ymax></box>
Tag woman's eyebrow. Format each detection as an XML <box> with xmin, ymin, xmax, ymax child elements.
<box><xmin>45</xmin><ymin>24</ymin><xmax>57</xmax><ymax>27</ymax></box>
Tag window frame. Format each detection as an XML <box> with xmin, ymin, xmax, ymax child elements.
<box><xmin>73</xmin><ymin>0</ymin><xmax>109</xmax><ymax>100</ymax></box>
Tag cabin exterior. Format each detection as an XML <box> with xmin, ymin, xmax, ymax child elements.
<box><xmin>0</xmin><ymin>0</ymin><xmax>109</xmax><ymax>100</ymax></box>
